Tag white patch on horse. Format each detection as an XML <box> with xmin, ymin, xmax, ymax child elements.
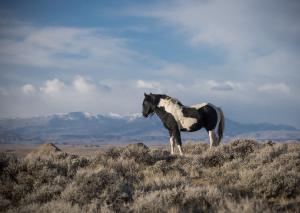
<box><xmin>177</xmin><ymin>145</ymin><xmax>183</xmax><ymax>155</ymax></box>
<box><xmin>191</xmin><ymin>103</ymin><xmax>208</xmax><ymax>109</ymax></box>
<box><xmin>208</xmin><ymin>130</ymin><xmax>217</xmax><ymax>149</ymax></box>
<box><xmin>169</xmin><ymin>136</ymin><xmax>175</xmax><ymax>154</ymax></box>
<box><xmin>158</xmin><ymin>98</ymin><xmax>197</xmax><ymax>131</ymax></box>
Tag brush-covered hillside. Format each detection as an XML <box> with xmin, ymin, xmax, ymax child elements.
<box><xmin>1</xmin><ymin>139</ymin><xmax>300</xmax><ymax>212</ymax></box>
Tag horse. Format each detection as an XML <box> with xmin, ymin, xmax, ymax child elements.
<box><xmin>142</xmin><ymin>93</ymin><xmax>225</xmax><ymax>155</ymax></box>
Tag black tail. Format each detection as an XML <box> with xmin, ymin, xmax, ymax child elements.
<box><xmin>217</xmin><ymin>107</ymin><xmax>225</xmax><ymax>144</ymax></box>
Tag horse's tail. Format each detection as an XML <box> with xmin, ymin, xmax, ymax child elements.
<box><xmin>217</xmin><ymin>107</ymin><xmax>225</xmax><ymax>144</ymax></box>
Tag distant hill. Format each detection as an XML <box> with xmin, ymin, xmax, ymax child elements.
<box><xmin>0</xmin><ymin>112</ymin><xmax>299</xmax><ymax>144</ymax></box>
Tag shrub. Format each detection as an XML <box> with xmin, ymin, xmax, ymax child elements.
<box><xmin>132</xmin><ymin>186</ymin><xmax>223</xmax><ymax>212</ymax></box>
<box><xmin>121</xmin><ymin>143</ymin><xmax>153</xmax><ymax>165</ymax></box>
<box><xmin>1</xmin><ymin>140</ymin><xmax>300</xmax><ymax>212</ymax></box>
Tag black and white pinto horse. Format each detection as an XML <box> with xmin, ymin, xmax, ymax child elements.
<box><xmin>142</xmin><ymin>93</ymin><xmax>225</xmax><ymax>155</ymax></box>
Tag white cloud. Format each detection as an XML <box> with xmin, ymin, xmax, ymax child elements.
<box><xmin>129</xmin><ymin>0</ymin><xmax>300</xmax><ymax>86</ymax></box>
<box><xmin>22</xmin><ymin>84</ymin><xmax>36</xmax><ymax>94</ymax></box>
<box><xmin>0</xmin><ymin>76</ymin><xmax>299</xmax><ymax>127</ymax></box>
<box><xmin>73</xmin><ymin>75</ymin><xmax>96</xmax><ymax>94</ymax></box>
<box><xmin>133</xmin><ymin>0</ymin><xmax>300</xmax><ymax>56</ymax></box>
<box><xmin>0</xmin><ymin>87</ymin><xmax>9</xmax><ymax>96</ymax></box>
<box><xmin>258</xmin><ymin>83</ymin><xmax>290</xmax><ymax>94</ymax></box>
<box><xmin>157</xmin><ymin>63</ymin><xmax>190</xmax><ymax>78</ymax></box>
<box><xmin>0</xmin><ymin>25</ymin><xmax>138</xmax><ymax>70</ymax></box>
<box><xmin>245</xmin><ymin>49</ymin><xmax>300</xmax><ymax>79</ymax></box>
<box><xmin>136</xmin><ymin>80</ymin><xmax>161</xmax><ymax>90</ymax></box>
<box><xmin>40</xmin><ymin>78</ymin><xmax>65</xmax><ymax>94</ymax></box>
<box><xmin>98</xmin><ymin>82</ymin><xmax>111</xmax><ymax>92</ymax></box>
<box><xmin>205</xmin><ymin>80</ymin><xmax>235</xmax><ymax>91</ymax></box>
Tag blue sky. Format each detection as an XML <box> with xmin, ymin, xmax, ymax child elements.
<box><xmin>0</xmin><ymin>0</ymin><xmax>299</xmax><ymax>127</ymax></box>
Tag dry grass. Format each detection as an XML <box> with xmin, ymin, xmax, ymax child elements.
<box><xmin>1</xmin><ymin>140</ymin><xmax>299</xmax><ymax>212</ymax></box>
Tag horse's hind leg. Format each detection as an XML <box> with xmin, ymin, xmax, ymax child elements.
<box><xmin>209</xmin><ymin>130</ymin><xmax>217</xmax><ymax>149</ymax></box>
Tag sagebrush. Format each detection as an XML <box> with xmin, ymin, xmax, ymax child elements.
<box><xmin>1</xmin><ymin>139</ymin><xmax>299</xmax><ymax>212</ymax></box>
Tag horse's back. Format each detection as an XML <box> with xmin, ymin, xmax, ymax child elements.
<box><xmin>191</xmin><ymin>103</ymin><xmax>209</xmax><ymax>109</ymax></box>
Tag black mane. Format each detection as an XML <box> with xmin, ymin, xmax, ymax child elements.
<box><xmin>150</xmin><ymin>93</ymin><xmax>183</xmax><ymax>106</ymax></box>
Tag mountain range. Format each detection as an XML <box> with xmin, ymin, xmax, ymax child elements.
<box><xmin>0</xmin><ymin>112</ymin><xmax>299</xmax><ymax>145</ymax></box>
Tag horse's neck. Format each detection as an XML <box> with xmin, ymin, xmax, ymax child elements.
<box><xmin>158</xmin><ymin>98</ymin><xmax>182</xmax><ymax>115</ymax></box>
<box><xmin>154</xmin><ymin>107</ymin><xmax>172</xmax><ymax>123</ymax></box>
<box><xmin>154</xmin><ymin>107</ymin><xmax>164</xmax><ymax>117</ymax></box>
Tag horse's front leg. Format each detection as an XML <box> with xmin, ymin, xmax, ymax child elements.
<box><xmin>169</xmin><ymin>134</ymin><xmax>175</xmax><ymax>155</ymax></box>
<box><xmin>170</xmin><ymin>128</ymin><xmax>183</xmax><ymax>156</ymax></box>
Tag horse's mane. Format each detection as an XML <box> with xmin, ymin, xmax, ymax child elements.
<box><xmin>161</xmin><ymin>95</ymin><xmax>183</xmax><ymax>106</ymax></box>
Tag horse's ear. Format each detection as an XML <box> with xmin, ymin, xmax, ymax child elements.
<box><xmin>144</xmin><ymin>93</ymin><xmax>148</xmax><ymax>97</ymax></box>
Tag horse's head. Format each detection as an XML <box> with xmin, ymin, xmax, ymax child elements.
<box><xmin>142</xmin><ymin>93</ymin><xmax>156</xmax><ymax>117</ymax></box>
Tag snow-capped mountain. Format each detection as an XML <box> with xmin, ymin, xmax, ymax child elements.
<box><xmin>0</xmin><ymin>112</ymin><xmax>299</xmax><ymax>144</ymax></box>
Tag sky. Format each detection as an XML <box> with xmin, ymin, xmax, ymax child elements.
<box><xmin>0</xmin><ymin>0</ymin><xmax>299</xmax><ymax>127</ymax></box>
